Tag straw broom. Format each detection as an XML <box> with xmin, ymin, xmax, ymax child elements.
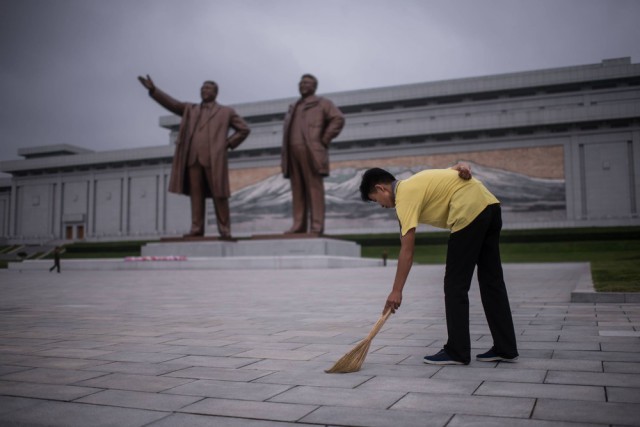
<box><xmin>325</xmin><ymin>309</ymin><xmax>393</xmax><ymax>373</ymax></box>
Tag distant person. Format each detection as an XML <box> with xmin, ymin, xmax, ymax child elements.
<box><xmin>281</xmin><ymin>74</ymin><xmax>345</xmax><ymax>235</ymax></box>
<box><xmin>138</xmin><ymin>75</ymin><xmax>250</xmax><ymax>239</ymax></box>
<box><xmin>359</xmin><ymin>163</ymin><xmax>519</xmax><ymax>365</ymax></box>
<box><xmin>49</xmin><ymin>246</ymin><xmax>62</xmax><ymax>273</ymax></box>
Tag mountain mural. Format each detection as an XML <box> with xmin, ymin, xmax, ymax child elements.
<box><xmin>208</xmin><ymin>163</ymin><xmax>566</xmax><ymax>234</ymax></box>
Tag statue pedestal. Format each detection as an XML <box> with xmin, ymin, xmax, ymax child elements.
<box><xmin>8</xmin><ymin>238</ymin><xmax>392</xmax><ymax>271</ymax></box>
<box><xmin>141</xmin><ymin>237</ymin><xmax>360</xmax><ymax>258</ymax></box>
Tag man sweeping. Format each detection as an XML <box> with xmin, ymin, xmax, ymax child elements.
<box><xmin>358</xmin><ymin>164</ymin><xmax>519</xmax><ymax>365</ymax></box>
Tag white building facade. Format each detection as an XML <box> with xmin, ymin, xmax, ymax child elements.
<box><xmin>1</xmin><ymin>58</ymin><xmax>639</xmax><ymax>243</ymax></box>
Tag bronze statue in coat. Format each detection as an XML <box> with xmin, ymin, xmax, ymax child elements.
<box><xmin>281</xmin><ymin>74</ymin><xmax>345</xmax><ymax>234</ymax></box>
<box><xmin>138</xmin><ymin>76</ymin><xmax>250</xmax><ymax>238</ymax></box>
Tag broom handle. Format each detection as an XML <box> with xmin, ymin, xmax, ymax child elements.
<box><xmin>365</xmin><ymin>309</ymin><xmax>393</xmax><ymax>340</ymax></box>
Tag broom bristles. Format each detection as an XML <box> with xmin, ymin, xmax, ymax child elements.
<box><xmin>325</xmin><ymin>310</ymin><xmax>392</xmax><ymax>373</ymax></box>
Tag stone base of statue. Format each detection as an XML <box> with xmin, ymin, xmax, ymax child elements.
<box><xmin>142</xmin><ymin>237</ymin><xmax>359</xmax><ymax>258</ymax></box>
<box><xmin>160</xmin><ymin>236</ymin><xmax>238</xmax><ymax>242</ymax></box>
<box><xmin>250</xmin><ymin>233</ymin><xmax>323</xmax><ymax>240</ymax></box>
<box><xmin>8</xmin><ymin>237</ymin><xmax>392</xmax><ymax>271</ymax></box>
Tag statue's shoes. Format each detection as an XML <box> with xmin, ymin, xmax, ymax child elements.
<box><xmin>284</xmin><ymin>228</ymin><xmax>305</xmax><ymax>234</ymax></box>
<box><xmin>182</xmin><ymin>232</ymin><xmax>204</xmax><ymax>238</ymax></box>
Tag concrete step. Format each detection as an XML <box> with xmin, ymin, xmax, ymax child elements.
<box><xmin>8</xmin><ymin>256</ymin><xmax>393</xmax><ymax>271</ymax></box>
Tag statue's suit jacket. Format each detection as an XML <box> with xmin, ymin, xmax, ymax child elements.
<box><xmin>149</xmin><ymin>88</ymin><xmax>250</xmax><ymax>198</ymax></box>
<box><xmin>281</xmin><ymin>95</ymin><xmax>345</xmax><ymax>178</ymax></box>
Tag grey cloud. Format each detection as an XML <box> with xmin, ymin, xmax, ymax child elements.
<box><xmin>1</xmin><ymin>0</ymin><xmax>639</xmax><ymax>168</ymax></box>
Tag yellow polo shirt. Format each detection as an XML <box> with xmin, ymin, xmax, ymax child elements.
<box><xmin>395</xmin><ymin>169</ymin><xmax>499</xmax><ymax>235</ymax></box>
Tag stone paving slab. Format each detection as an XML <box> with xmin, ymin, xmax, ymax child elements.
<box><xmin>0</xmin><ymin>399</ymin><xmax>168</xmax><ymax>427</ymax></box>
<box><xmin>431</xmin><ymin>365</ymin><xmax>547</xmax><ymax>383</ymax></box>
<box><xmin>234</xmin><ymin>348</ymin><xmax>328</xmax><ymax>361</ymax></box>
<box><xmin>166</xmin><ymin>354</ymin><xmax>261</xmax><ymax>368</ymax></box>
<box><xmin>165</xmin><ymin>379</ymin><xmax>293</xmax><ymax>401</ymax></box>
<box><xmin>545</xmin><ymin>370</ymin><xmax>640</xmax><ymax>388</ymax></box>
<box><xmin>475</xmin><ymin>380</ymin><xmax>605</xmax><ymax>401</ymax></box>
<box><xmin>0</xmin><ymin>395</ymin><xmax>44</xmax><ymax>415</ymax></box>
<box><xmin>77</xmin><ymin>388</ymin><xmax>202</xmax><ymax>411</ymax></box>
<box><xmin>180</xmin><ymin>397</ymin><xmax>318</xmax><ymax>422</ymax></box>
<box><xmin>604</xmin><ymin>361</ymin><xmax>640</xmax><ymax>374</ymax></box>
<box><xmin>0</xmin><ymin>366</ymin><xmax>106</xmax><ymax>385</ymax></box>
<box><xmin>164</xmin><ymin>366</ymin><xmax>274</xmax><ymax>382</ymax></box>
<box><xmin>91</xmin><ymin>350</ymin><xmax>186</xmax><ymax>363</ymax></box>
<box><xmin>0</xmin><ymin>263</ymin><xmax>639</xmax><ymax>426</ymax></box>
<box><xmin>253</xmin><ymin>370</ymin><xmax>372</xmax><ymax>388</ymax></box>
<box><xmin>0</xmin><ymin>380</ymin><xmax>101</xmax><ymax>401</ymax></box>
<box><xmin>552</xmin><ymin>349</ymin><xmax>640</xmax><ymax>362</ymax></box>
<box><xmin>391</xmin><ymin>393</ymin><xmax>536</xmax><ymax>418</ymax></box>
<box><xmin>448</xmin><ymin>414</ymin><xmax>604</xmax><ymax>427</ymax></box>
<box><xmin>34</xmin><ymin>348</ymin><xmax>116</xmax><ymax>359</ymax></box>
<box><xmin>85</xmin><ymin>361</ymin><xmax>190</xmax><ymax>375</ymax></box>
<box><xmin>299</xmin><ymin>406</ymin><xmax>452</xmax><ymax>427</ymax></box>
<box><xmin>607</xmin><ymin>386</ymin><xmax>640</xmax><ymax>403</ymax></box>
<box><xmin>268</xmin><ymin>385</ymin><xmax>406</xmax><ymax>409</ymax></box>
<box><xmin>495</xmin><ymin>357</ymin><xmax>603</xmax><ymax>372</ymax></box>
<box><xmin>241</xmin><ymin>359</ymin><xmax>330</xmax><ymax>373</ymax></box>
<box><xmin>147</xmin><ymin>413</ymin><xmax>314</xmax><ymax>426</ymax></box>
<box><xmin>0</xmin><ymin>365</ymin><xmax>31</xmax><ymax>376</ymax></box>
<box><xmin>601</xmin><ymin>342</ymin><xmax>640</xmax><ymax>352</ymax></box>
<box><xmin>533</xmin><ymin>398</ymin><xmax>640</xmax><ymax>425</ymax></box>
<box><xmin>75</xmin><ymin>372</ymin><xmax>194</xmax><ymax>393</ymax></box>
<box><xmin>357</xmin><ymin>375</ymin><xmax>480</xmax><ymax>395</ymax></box>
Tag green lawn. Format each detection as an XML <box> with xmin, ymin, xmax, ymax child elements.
<box><xmin>360</xmin><ymin>237</ymin><xmax>640</xmax><ymax>292</ymax></box>
<box><xmin>43</xmin><ymin>240</ymin><xmax>149</xmax><ymax>259</ymax></box>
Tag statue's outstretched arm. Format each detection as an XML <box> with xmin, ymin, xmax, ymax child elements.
<box><xmin>137</xmin><ymin>74</ymin><xmax>186</xmax><ymax>116</ymax></box>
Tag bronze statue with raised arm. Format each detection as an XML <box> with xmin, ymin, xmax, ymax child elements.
<box><xmin>138</xmin><ymin>75</ymin><xmax>250</xmax><ymax>239</ymax></box>
<box><xmin>281</xmin><ymin>74</ymin><xmax>345</xmax><ymax>235</ymax></box>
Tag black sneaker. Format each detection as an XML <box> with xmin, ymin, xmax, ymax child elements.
<box><xmin>423</xmin><ymin>349</ymin><xmax>466</xmax><ymax>365</ymax></box>
<box><xmin>476</xmin><ymin>348</ymin><xmax>518</xmax><ymax>362</ymax></box>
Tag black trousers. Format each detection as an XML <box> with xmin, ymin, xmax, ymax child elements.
<box><xmin>442</xmin><ymin>204</ymin><xmax>518</xmax><ymax>363</ymax></box>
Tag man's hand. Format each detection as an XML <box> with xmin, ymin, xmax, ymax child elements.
<box><xmin>384</xmin><ymin>290</ymin><xmax>402</xmax><ymax>314</ymax></box>
<box><xmin>383</xmin><ymin>228</ymin><xmax>414</xmax><ymax>314</ymax></box>
<box><xmin>138</xmin><ymin>74</ymin><xmax>155</xmax><ymax>91</ymax></box>
<box><xmin>451</xmin><ymin>162</ymin><xmax>472</xmax><ymax>180</ymax></box>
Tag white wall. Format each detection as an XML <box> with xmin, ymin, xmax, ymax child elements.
<box><xmin>582</xmin><ymin>140</ymin><xmax>633</xmax><ymax>219</ymax></box>
<box><xmin>128</xmin><ymin>175</ymin><xmax>158</xmax><ymax>235</ymax></box>
<box><xmin>62</xmin><ymin>181</ymin><xmax>88</xmax><ymax>218</ymax></box>
<box><xmin>16</xmin><ymin>183</ymin><xmax>52</xmax><ymax>237</ymax></box>
<box><xmin>0</xmin><ymin>193</ymin><xmax>10</xmax><ymax>238</ymax></box>
<box><xmin>94</xmin><ymin>178</ymin><xmax>122</xmax><ymax>236</ymax></box>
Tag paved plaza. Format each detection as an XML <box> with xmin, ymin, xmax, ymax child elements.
<box><xmin>1</xmin><ymin>263</ymin><xmax>639</xmax><ymax>426</ymax></box>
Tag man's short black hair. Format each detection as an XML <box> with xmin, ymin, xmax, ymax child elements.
<box><xmin>203</xmin><ymin>80</ymin><xmax>218</xmax><ymax>89</ymax></box>
<box><xmin>359</xmin><ymin>168</ymin><xmax>396</xmax><ymax>202</ymax></box>
<box><xmin>301</xmin><ymin>73</ymin><xmax>318</xmax><ymax>88</ymax></box>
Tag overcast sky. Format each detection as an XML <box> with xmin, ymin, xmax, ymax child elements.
<box><xmin>1</xmin><ymin>0</ymin><xmax>639</xmax><ymax>166</ymax></box>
